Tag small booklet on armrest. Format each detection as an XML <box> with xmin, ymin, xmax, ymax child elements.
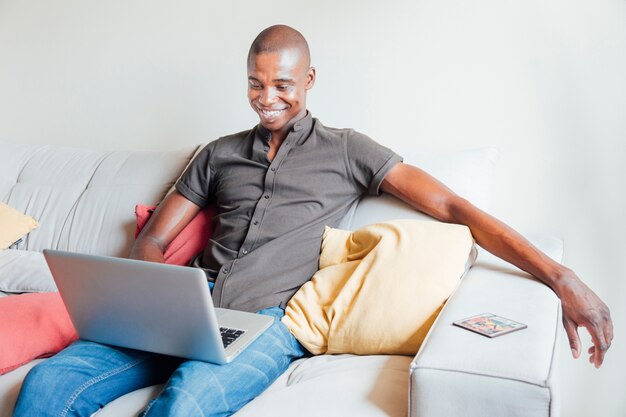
<box><xmin>453</xmin><ymin>313</ymin><xmax>527</xmax><ymax>338</ymax></box>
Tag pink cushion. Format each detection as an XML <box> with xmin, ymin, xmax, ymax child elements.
<box><xmin>134</xmin><ymin>204</ymin><xmax>215</xmax><ymax>266</ymax></box>
<box><xmin>0</xmin><ymin>292</ymin><xmax>78</xmax><ymax>375</ymax></box>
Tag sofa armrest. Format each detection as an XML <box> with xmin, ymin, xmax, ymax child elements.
<box><xmin>410</xmin><ymin>236</ymin><xmax>563</xmax><ymax>417</ymax></box>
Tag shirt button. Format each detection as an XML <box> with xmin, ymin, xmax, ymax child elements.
<box><xmin>264</xmin><ymin>194</ymin><xmax>270</xmax><ymax>199</ymax></box>
<box><xmin>222</xmin><ymin>267</ymin><xmax>229</xmax><ymax>274</ymax></box>
<box><xmin>242</xmin><ymin>248</ymin><xmax>248</xmax><ymax>255</ymax></box>
<box><xmin>270</xmin><ymin>167</ymin><xmax>276</xmax><ymax>172</ymax></box>
<box><xmin>253</xmin><ymin>220</ymin><xmax>259</xmax><ymax>225</ymax></box>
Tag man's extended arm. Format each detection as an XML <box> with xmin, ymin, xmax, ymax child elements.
<box><xmin>129</xmin><ymin>191</ymin><xmax>202</xmax><ymax>263</ymax></box>
<box><xmin>381</xmin><ymin>162</ymin><xmax>613</xmax><ymax>368</ymax></box>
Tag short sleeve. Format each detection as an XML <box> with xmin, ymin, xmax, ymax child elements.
<box><xmin>345</xmin><ymin>131</ymin><xmax>403</xmax><ymax>195</ymax></box>
<box><xmin>175</xmin><ymin>141</ymin><xmax>216</xmax><ymax>207</ymax></box>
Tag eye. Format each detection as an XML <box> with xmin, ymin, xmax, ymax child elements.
<box><xmin>249</xmin><ymin>81</ymin><xmax>262</xmax><ymax>90</ymax></box>
<box><xmin>276</xmin><ymin>85</ymin><xmax>290</xmax><ymax>91</ymax></box>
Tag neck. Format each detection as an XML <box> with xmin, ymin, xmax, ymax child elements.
<box><xmin>266</xmin><ymin>109</ymin><xmax>307</xmax><ymax>142</ymax></box>
<box><xmin>269</xmin><ymin>130</ymin><xmax>288</xmax><ymax>145</ymax></box>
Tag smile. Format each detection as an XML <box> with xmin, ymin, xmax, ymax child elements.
<box><xmin>257</xmin><ymin>108</ymin><xmax>286</xmax><ymax>119</ymax></box>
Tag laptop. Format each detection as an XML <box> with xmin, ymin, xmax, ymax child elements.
<box><xmin>43</xmin><ymin>249</ymin><xmax>274</xmax><ymax>365</ymax></box>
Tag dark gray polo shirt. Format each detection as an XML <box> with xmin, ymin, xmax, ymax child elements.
<box><xmin>175</xmin><ymin>113</ymin><xmax>402</xmax><ymax>312</ymax></box>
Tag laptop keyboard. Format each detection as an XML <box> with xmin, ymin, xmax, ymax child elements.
<box><xmin>220</xmin><ymin>327</ymin><xmax>245</xmax><ymax>349</ymax></box>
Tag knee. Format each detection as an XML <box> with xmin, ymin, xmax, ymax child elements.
<box><xmin>21</xmin><ymin>360</ymin><xmax>59</xmax><ymax>395</ymax></box>
<box><xmin>14</xmin><ymin>361</ymin><xmax>66</xmax><ymax>416</ymax></box>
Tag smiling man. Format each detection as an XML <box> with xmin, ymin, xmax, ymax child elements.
<box><xmin>247</xmin><ymin>33</ymin><xmax>314</xmax><ymax>154</ymax></box>
<box><xmin>14</xmin><ymin>25</ymin><xmax>613</xmax><ymax>417</ymax></box>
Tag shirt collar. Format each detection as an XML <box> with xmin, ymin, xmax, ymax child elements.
<box><xmin>257</xmin><ymin>111</ymin><xmax>313</xmax><ymax>144</ymax></box>
<box><xmin>292</xmin><ymin>111</ymin><xmax>313</xmax><ymax>133</ymax></box>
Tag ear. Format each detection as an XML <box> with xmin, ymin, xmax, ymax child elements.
<box><xmin>305</xmin><ymin>67</ymin><xmax>316</xmax><ymax>90</ymax></box>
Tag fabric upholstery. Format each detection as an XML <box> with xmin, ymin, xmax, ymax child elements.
<box><xmin>0</xmin><ymin>250</ymin><xmax>56</xmax><ymax>293</ymax></box>
<box><xmin>0</xmin><ymin>143</ymin><xmax>197</xmax><ymax>257</ymax></box>
<box><xmin>0</xmin><ymin>359</ymin><xmax>42</xmax><ymax>417</ymax></box>
<box><xmin>349</xmin><ymin>147</ymin><xmax>500</xmax><ymax>229</ymax></box>
<box><xmin>409</xmin><ymin>236</ymin><xmax>563</xmax><ymax>417</ymax></box>
<box><xmin>235</xmin><ymin>355</ymin><xmax>413</xmax><ymax>417</ymax></box>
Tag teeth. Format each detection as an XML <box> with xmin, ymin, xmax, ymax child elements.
<box><xmin>260</xmin><ymin>109</ymin><xmax>284</xmax><ymax>118</ymax></box>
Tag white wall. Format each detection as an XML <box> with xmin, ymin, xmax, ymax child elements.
<box><xmin>1</xmin><ymin>1</ymin><xmax>624</xmax><ymax>415</ymax></box>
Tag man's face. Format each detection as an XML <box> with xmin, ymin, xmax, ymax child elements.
<box><xmin>247</xmin><ymin>49</ymin><xmax>315</xmax><ymax>135</ymax></box>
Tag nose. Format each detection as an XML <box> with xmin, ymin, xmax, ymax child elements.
<box><xmin>258</xmin><ymin>87</ymin><xmax>277</xmax><ymax>106</ymax></box>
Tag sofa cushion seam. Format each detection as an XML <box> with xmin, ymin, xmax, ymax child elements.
<box><xmin>410</xmin><ymin>366</ymin><xmax>549</xmax><ymax>389</ymax></box>
<box><xmin>55</xmin><ymin>152</ymin><xmax>112</xmax><ymax>251</ymax></box>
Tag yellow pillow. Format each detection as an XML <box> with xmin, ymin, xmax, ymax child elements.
<box><xmin>0</xmin><ymin>203</ymin><xmax>40</xmax><ymax>250</ymax></box>
<box><xmin>282</xmin><ymin>220</ymin><xmax>475</xmax><ymax>356</ymax></box>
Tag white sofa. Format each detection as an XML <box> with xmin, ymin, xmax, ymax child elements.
<box><xmin>0</xmin><ymin>142</ymin><xmax>563</xmax><ymax>417</ymax></box>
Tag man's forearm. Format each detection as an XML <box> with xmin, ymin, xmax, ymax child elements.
<box><xmin>127</xmin><ymin>190</ymin><xmax>202</xmax><ymax>264</ymax></box>
<box><xmin>447</xmin><ymin>197</ymin><xmax>571</xmax><ymax>293</ymax></box>
<box><xmin>129</xmin><ymin>236</ymin><xmax>166</xmax><ymax>263</ymax></box>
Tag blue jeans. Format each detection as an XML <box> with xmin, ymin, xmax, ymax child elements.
<box><xmin>13</xmin><ymin>306</ymin><xmax>306</xmax><ymax>417</ymax></box>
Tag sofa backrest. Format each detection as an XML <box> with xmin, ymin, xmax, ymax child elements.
<box><xmin>1</xmin><ymin>143</ymin><xmax>500</xmax><ymax>257</ymax></box>
<box><xmin>0</xmin><ymin>143</ymin><xmax>197</xmax><ymax>257</ymax></box>
<box><xmin>347</xmin><ymin>147</ymin><xmax>500</xmax><ymax>230</ymax></box>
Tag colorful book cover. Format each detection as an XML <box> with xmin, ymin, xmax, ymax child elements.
<box><xmin>453</xmin><ymin>313</ymin><xmax>527</xmax><ymax>338</ymax></box>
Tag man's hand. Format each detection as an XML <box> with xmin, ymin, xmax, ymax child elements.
<box><xmin>555</xmin><ymin>271</ymin><xmax>613</xmax><ymax>368</ymax></box>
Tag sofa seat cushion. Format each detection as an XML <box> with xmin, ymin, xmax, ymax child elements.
<box><xmin>0</xmin><ymin>250</ymin><xmax>55</xmax><ymax>293</ymax></box>
<box><xmin>236</xmin><ymin>354</ymin><xmax>412</xmax><ymax>416</ymax></box>
<box><xmin>80</xmin><ymin>355</ymin><xmax>411</xmax><ymax>417</ymax></box>
<box><xmin>0</xmin><ymin>359</ymin><xmax>43</xmax><ymax>417</ymax></box>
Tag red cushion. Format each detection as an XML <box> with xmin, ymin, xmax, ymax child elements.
<box><xmin>134</xmin><ymin>204</ymin><xmax>216</xmax><ymax>266</ymax></box>
<box><xmin>0</xmin><ymin>292</ymin><xmax>78</xmax><ymax>375</ymax></box>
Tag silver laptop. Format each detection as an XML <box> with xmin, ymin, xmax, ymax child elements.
<box><xmin>43</xmin><ymin>249</ymin><xmax>274</xmax><ymax>365</ymax></box>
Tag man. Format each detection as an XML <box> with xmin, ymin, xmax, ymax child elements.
<box><xmin>15</xmin><ymin>25</ymin><xmax>612</xmax><ymax>417</ymax></box>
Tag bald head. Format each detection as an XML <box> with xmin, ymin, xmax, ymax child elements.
<box><xmin>248</xmin><ymin>25</ymin><xmax>311</xmax><ymax>67</ymax></box>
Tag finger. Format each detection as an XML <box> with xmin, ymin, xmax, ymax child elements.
<box><xmin>586</xmin><ymin>322</ymin><xmax>608</xmax><ymax>368</ymax></box>
<box><xmin>595</xmin><ymin>311</ymin><xmax>614</xmax><ymax>367</ymax></box>
<box><xmin>595</xmin><ymin>307</ymin><xmax>614</xmax><ymax>365</ymax></box>
<box><xmin>563</xmin><ymin>317</ymin><xmax>581</xmax><ymax>358</ymax></box>
<box><xmin>604</xmin><ymin>315</ymin><xmax>614</xmax><ymax>346</ymax></box>
<box><xmin>594</xmin><ymin>343</ymin><xmax>607</xmax><ymax>368</ymax></box>
<box><xmin>593</xmin><ymin>333</ymin><xmax>608</xmax><ymax>368</ymax></box>
<box><xmin>588</xmin><ymin>346</ymin><xmax>596</xmax><ymax>365</ymax></box>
